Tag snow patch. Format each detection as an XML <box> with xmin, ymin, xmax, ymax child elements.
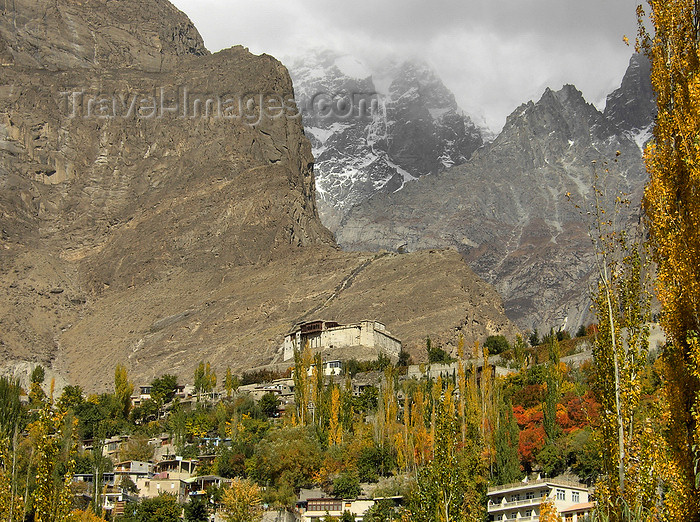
<box><xmin>334</xmin><ymin>55</ymin><xmax>371</xmax><ymax>79</ymax></box>
<box><xmin>385</xmin><ymin>156</ymin><xmax>417</xmax><ymax>192</ymax></box>
<box><xmin>627</xmin><ymin>124</ymin><xmax>653</xmax><ymax>152</ymax></box>
<box><xmin>429</xmin><ymin>107</ymin><xmax>451</xmax><ymax>120</ymax></box>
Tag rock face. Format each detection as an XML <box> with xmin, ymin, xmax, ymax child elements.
<box><xmin>0</xmin><ymin>0</ymin><xmax>208</xmax><ymax>70</ymax></box>
<box><xmin>0</xmin><ymin>0</ymin><xmax>517</xmax><ymax>391</ymax></box>
<box><xmin>336</xmin><ymin>80</ymin><xmax>648</xmax><ymax>331</ymax></box>
<box><xmin>604</xmin><ymin>54</ymin><xmax>655</xmax><ymax>138</ymax></box>
<box><xmin>288</xmin><ymin>51</ymin><xmax>483</xmax><ymax>230</ymax></box>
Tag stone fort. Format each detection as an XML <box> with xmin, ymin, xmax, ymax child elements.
<box><xmin>283</xmin><ymin>320</ymin><xmax>402</xmax><ymax>362</ymax></box>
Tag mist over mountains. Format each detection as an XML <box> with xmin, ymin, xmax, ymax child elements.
<box><xmin>289</xmin><ymin>52</ymin><xmax>654</xmax><ymax>330</ymax></box>
<box><xmin>288</xmin><ymin>51</ymin><xmax>484</xmax><ymax>230</ymax></box>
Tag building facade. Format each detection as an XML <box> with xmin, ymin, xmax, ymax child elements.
<box><xmin>487</xmin><ymin>476</ymin><xmax>591</xmax><ymax>521</ymax></box>
<box><xmin>283</xmin><ymin>320</ymin><xmax>401</xmax><ymax>362</ymax></box>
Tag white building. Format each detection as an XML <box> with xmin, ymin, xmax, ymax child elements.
<box><xmin>487</xmin><ymin>475</ymin><xmax>592</xmax><ymax>521</ymax></box>
<box><xmin>298</xmin><ymin>498</ymin><xmax>376</xmax><ymax>522</ymax></box>
<box><xmin>283</xmin><ymin>320</ymin><xmax>401</xmax><ymax>362</ymax></box>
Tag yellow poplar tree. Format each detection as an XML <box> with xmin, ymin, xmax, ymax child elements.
<box><xmin>328</xmin><ymin>385</ymin><xmax>342</xmax><ymax>446</ymax></box>
<box><xmin>640</xmin><ymin>0</ymin><xmax>700</xmax><ymax>516</ymax></box>
<box><xmin>114</xmin><ymin>364</ymin><xmax>133</xmax><ymax>418</ymax></box>
<box><xmin>31</xmin><ymin>399</ymin><xmax>77</xmax><ymax>522</ymax></box>
<box><xmin>457</xmin><ymin>335</ymin><xmax>467</xmax><ymax>444</ymax></box>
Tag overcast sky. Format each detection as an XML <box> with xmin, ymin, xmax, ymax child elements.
<box><xmin>170</xmin><ymin>0</ymin><xmax>640</xmax><ymax>132</ymax></box>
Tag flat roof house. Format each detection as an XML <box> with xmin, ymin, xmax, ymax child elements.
<box><xmin>487</xmin><ymin>475</ymin><xmax>591</xmax><ymax>521</ymax></box>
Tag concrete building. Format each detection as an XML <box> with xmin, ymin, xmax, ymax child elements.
<box><xmin>487</xmin><ymin>475</ymin><xmax>591</xmax><ymax>521</ymax></box>
<box><xmin>298</xmin><ymin>498</ymin><xmax>375</xmax><ymax>522</ymax></box>
<box><xmin>283</xmin><ymin>320</ymin><xmax>401</xmax><ymax>362</ymax></box>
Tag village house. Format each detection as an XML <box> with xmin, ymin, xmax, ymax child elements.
<box><xmin>114</xmin><ymin>460</ymin><xmax>151</xmax><ymax>485</ymax></box>
<box><xmin>487</xmin><ymin>475</ymin><xmax>592</xmax><ymax>521</ymax></box>
<box><xmin>298</xmin><ymin>497</ymin><xmax>375</xmax><ymax>522</ymax></box>
<box><xmin>136</xmin><ymin>458</ymin><xmax>197</xmax><ymax>500</ymax></box>
<box><xmin>182</xmin><ymin>475</ymin><xmax>232</xmax><ymax>501</ymax></box>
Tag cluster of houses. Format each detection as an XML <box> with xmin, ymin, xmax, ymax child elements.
<box><xmin>73</xmin><ymin>455</ymin><xmax>230</xmax><ymax>516</ymax></box>
<box><xmin>67</xmin><ymin>319</ymin><xmax>596</xmax><ymax>520</ymax></box>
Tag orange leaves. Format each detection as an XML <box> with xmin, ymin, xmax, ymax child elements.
<box><xmin>518</xmin><ymin>426</ymin><xmax>546</xmax><ymax>466</ymax></box>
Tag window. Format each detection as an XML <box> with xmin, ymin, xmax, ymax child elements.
<box><xmin>508</xmin><ymin>513</ymin><xmax>517</xmax><ymax>519</ymax></box>
<box><xmin>556</xmin><ymin>489</ymin><xmax>566</xmax><ymax>501</ymax></box>
<box><xmin>572</xmin><ymin>491</ymin><xmax>580</xmax><ymax>502</ymax></box>
<box><xmin>510</xmin><ymin>494</ymin><xmax>519</xmax><ymax>502</ymax></box>
<box><xmin>524</xmin><ymin>510</ymin><xmax>532</xmax><ymax>517</ymax></box>
<box><xmin>526</xmin><ymin>491</ymin><xmax>535</xmax><ymax>500</ymax></box>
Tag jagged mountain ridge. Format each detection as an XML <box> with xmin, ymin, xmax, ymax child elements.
<box><xmin>335</xmin><ymin>57</ymin><xmax>654</xmax><ymax>330</ymax></box>
<box><xmin>288</xmin><ymin>51</ymin><xmax>483</xmax><ymax>230</ymax></box>
<box><xmin>0</xmin><ymin>0</ymin><xmax>517</xmax><ymax>391</ymax></box>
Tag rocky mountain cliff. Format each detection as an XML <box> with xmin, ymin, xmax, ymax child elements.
<box><xmin>0</xmin><ymin>0</ymin><xmax>516</xmax><ymax>391</ymax></box>
<box><xmin>288</xmin><ymin>51</ymin><xmax>483</xmax><ymax>230</ymax></box>
<box><xmin>335</xmin><ymin>61</ymin><xmax>653</xmax><ymax>330</ymax></box>
<box><xmin>604</xmin><ymin>53</ymin><xmax>655</xmax><ymax>138</ymax></box>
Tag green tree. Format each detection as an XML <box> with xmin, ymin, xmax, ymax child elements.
<box><xmin>29</xmin><ymin>366</ymin><xmax>46</xmax><ymax>406</ymax></box>
<box><xmin>484</xmin><ymin>335</ymin><xmax>510</xmax><ymax>355</ymax></box>
<box><xmin>512</xmin><ymin>335</ymin><xmax>527</xmax><ymax>368</ymax></box>
<box><xmin>184</xmin><ymin>497</ymin><xmax>209</xmax><ymax>522</ymax></box>
<box><xmin>258</xmin><ymin>392</ymin><xmax>280</xmax><ymax>418</ymax></box>
<box><xmin>410</xmin><ymin>395</ymin><xmax>485</xmax><ymax>522</ymax></box>
<box><xmin>529</xmin><ymin>329</ymin><xmax>540</xmax><ymax>347</ymax></box>
<box><xmin>364</xmin><ymin>499</ymin><xmax>398</xmax><ymax>522</ymax></box>
<box><xmin>426</xmin><ymin>338</ymin><xmax>451</xmax><ymax>364</ymax></box>
<box><xmin>118</xmin><ymin>434</ymin><xmax>155</xmax><ymax>463</ymax></box>
<box><xmin>339</xmin><ymin>511</ymin><xmax>357</xmax><ymax>522</ymax></box>
<box><xmin>332</xmin><ymin>470</ymin><xmax>361</xmax><ymax>499</ymax></box>
<box><xmin>0</xmin><ymin>376</ymin><xmax>21</xmax><ymax>439</ymax></box>
<box><xmin>0</xmin><ymin>377</ymin><xmax>22</xmax><ymax>522</ymax></box>
<box><xmin>130</xmin><ymin>493</ymin><xmax>181</xmax><ymax>522</ymax></box>
<box><xmin>150</xmin><ymin>374</ymin><xmax>177</xmax><ymax>417</ymax></box>
<box><xmin>57</xmin><ymin>385</ymin><xmax>84</xmax><ymax>414</ymax></box>
<box><xmin>245</xmin><ymin>425</ymin><xmax>322</xmax><ymax>491</ymax></box>
<box><xmin>397</xmin><ymin>349</ymin><xmax>412</xmax><ymax>367</ymax></box>
<box><xmin>542</xmin><ymin>333</ymin><xmax>561</xmax><ymax>442</ymax></box>
<box><xmin>493</xmin><ymin>398</ymin><xmax>521</xmax><ymax>485</ymax></box>
<box><xmin>31</xmin><ymin>366</ymin><xmax>45</xmax><ymax>386</ymax></box>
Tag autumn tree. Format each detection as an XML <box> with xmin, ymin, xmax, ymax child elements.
<box><xmin>194</xmin><ymin>361</ymin><xmax>217</xmax><ymax>401</ymax></box>
<box><xmin>114</xmin><ymin>364</ymin><xmax>134</xmax><ymax>418</ymax></box>
<box><xmin>30</xmin><ymin>397</ymin><xmax>77</xmax><ymax>522</ymax></box>
<box><xmin>328</xmin><ymin>385</ymin><xmax>342</xmax><ymax>446</ymax></box>
<box><xmin>293</xmin><ymin>343</ymin><xmax>313</xmax><ymax>425</ymax></box>
<box><xmin>221</xmin><ymin>478</ymin><xmax>263</xmax><ymax>522</ymax></box>
<box><xmin>539</xmin><ymin>497</ymin><xmax>562</xmax><ymax>522</ymax></box>
<box><xmin>639</xmin><ymin>0</ymin><xmax>700</xmax><ymax>516</ymax></box>
<box><xmin>410</xmin><ymin>393</ymin><xmax>485</xmax><ymax>522</ymax></box>
<box><xmin>0</xmin><ymin>376</ymin><xmax>22</xmax><ymax>522</ymax></box>
<box><xmin>224</xmin><ymin>368</ymin><xmax>239</xmax><ymax>399</ymax></box>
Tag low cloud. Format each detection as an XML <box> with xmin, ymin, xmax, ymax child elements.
<box><xmin>171</xmin><ymin>0</ymin><xmax>639</xmax><ymax>131</ymax></box>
